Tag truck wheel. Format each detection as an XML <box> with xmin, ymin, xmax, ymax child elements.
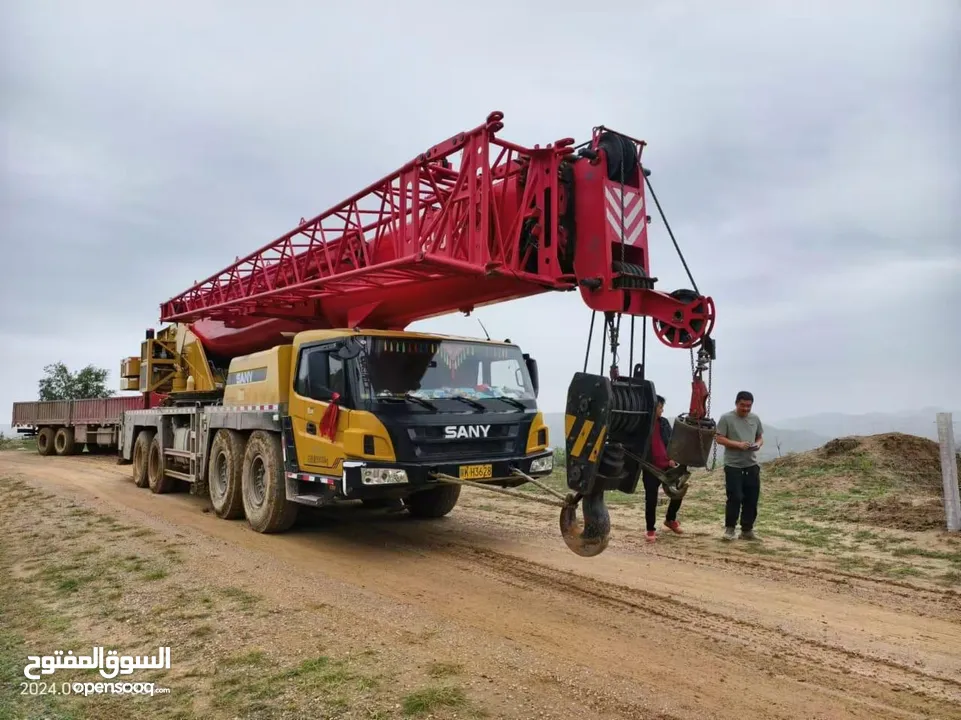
<box><xmin>54</xmin><ymin>428</ymin><xmax>76</xmax><ymax>456</ymax></box>
<box><xmin>132</xmin><ymin>430</ymin><xmax>154</xmax><ymax>488</ymax></box>
<box><xmin>37</xmin><ymin>428</ymin><xmax>55</xmax><ymax>456</ymax></box>
<box><xmin>208</xmin><ymin>429</ymin><xmax>245</xmax><ymax>519</ymax></box>
<box><xmin>241</xmin><ymin>431</ymin><xmax>297</xmax><ymax>533</ymax></box>
<box><xmin>404</xmin><ymin>483</ymin><xmax>461</xmax><ymax>518</ymax></box>
<box><xmin>147</xmin><ymin>435</ymin><xmax>174</xmax><ymax>494</ymax></box>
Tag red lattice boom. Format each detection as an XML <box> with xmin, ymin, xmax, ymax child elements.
<box><xmin>160</xmin><ymin>111</ymin><xmax>715</xmax><ymax>353</ymax></box>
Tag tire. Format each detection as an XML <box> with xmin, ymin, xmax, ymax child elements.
<box><xmin>132</xmin><ymin>430</ymin><xmax>154</xmax><ymax>488</ymax></box>
<box><xmin>37</xmin><ymin>428</ymin><xmax>55</xmax><ymax>456</ymax></box>
<box><xmin>208</xmin><ymin>429</ymin><xmax>246</xmax><ymax>519</ymax></box>
<box><xmin>147</xmin><ymin>435</ymin><xmax>174</xmax><ymax>494</ymax></box>
<box><xmin>241</xmin><ymin>431</ymin><xmax>297</xmax><ymax>533</ymax></box>
<box><xmin>404</xmin><ymin>483</ymin><xmax>461</xmax><ymax>518</ymax></box>
<box><xmin>54</xmin><ymin>427</ymin><xmax>76</xmax><ymax>456</ymax></box>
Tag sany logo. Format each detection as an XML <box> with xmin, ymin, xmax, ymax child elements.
<box><xmin>444</xmin><ymin>425</ymin><xmax>490</xmax><ymax>439</ymax></box>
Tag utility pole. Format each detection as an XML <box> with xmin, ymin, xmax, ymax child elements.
<box><xmin>936</xmin><ymin>413</ymin><xmax>960</xmax><ymax>532</ymax></box>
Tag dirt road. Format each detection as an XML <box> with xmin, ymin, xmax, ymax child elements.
<box><xmin>2</xmin><ymin>451</ymin><xmax>960</xmax><ymax>719</ymax></box>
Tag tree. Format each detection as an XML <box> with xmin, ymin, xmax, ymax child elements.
<box><xmin>38</xmin><ymin>362</ymin><xmax>113</xmax><ymax>401</ymax></box>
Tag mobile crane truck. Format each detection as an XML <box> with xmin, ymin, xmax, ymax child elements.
<box><xmin>16</xmin><ymin>112</ymin><xmax>718</xmax><ymax>557</ymax></box>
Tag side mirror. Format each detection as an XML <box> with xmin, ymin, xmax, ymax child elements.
<box><xmin>336</xmin><ymin>339</ymin><xmax>361</xmax><ymax>360</ymax></box>
<box><xmin>523</xmin><ymin>354</ymin><xmax>539</xmax><ymax>398</ymax></box>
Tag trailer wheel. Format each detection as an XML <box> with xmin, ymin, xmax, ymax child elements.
<box><xmin>241</xmin><ymin>431</ymin><xmax>297</xmax><ymax>533</ymax></box>
<box><xmin>54</xmin><ymin>428</ymin><xmax>76</xmax><ymax>456</ymax></box>
<box><xmin>147</xmin><ymin>435</ymin><xmax>174</xmax><ymax>494</ymax></box>
<box><xmin>132</xmin><ymin>430</ymin><xmax>154</xmax><ymax>488</ymax></box>
<box><xmin>37</xmin><ymin>428</ymin><xmax>55</xmax><ymax>456</ymax></box>
<box><xmin>208</xmin><ymin>430</ymin><xmax>245</xmax><ymax>520</ymax></box>
<box><xmin>404</xmin><ymin>483</ymin><xmax>461</xmax><ymax>518</ymax></box>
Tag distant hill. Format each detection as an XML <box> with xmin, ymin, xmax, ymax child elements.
<box><xmin>543</xmin><ymin>407</ymin><xmax>959</xmax><ymax>458</ymax></box>
<box><xmin>771</xmin><ymin>407</ymin><xmax>958</xmax><ymax>443</ymax></box>
<box><xmin>542</xmin><ymin>412</ymin><xmax>830</xmax><ymax>461</ymax></box>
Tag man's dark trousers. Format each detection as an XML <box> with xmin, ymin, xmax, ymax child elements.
<box><xmin>724</xmin><ymin>464</ymin><xmax>760</xmax><ymax>531</ymax></box>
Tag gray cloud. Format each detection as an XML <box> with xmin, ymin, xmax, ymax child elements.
<box><xmin>2</xmin><ymin>0</ymin><xmax>959</xmax><ymax>424</ymax></box>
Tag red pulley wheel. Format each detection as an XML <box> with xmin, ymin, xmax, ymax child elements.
<box><xmin>652</xmin><ymin>289</ymin><xmax>716</xmax><ymax>349</ymax></box>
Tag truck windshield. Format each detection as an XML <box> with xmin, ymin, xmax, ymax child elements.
<box><xmin>360</xmin><ymin>336</ymin><xmax>535</xmax><ymax>403</ymax></box>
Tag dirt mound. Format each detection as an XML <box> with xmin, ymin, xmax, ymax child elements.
<box><xmin>769</xmin><ymin>432</ymin><xmax>953</xmax><ymax>490</ymax></box>
<box><xmin>858</xmin><ymin>433</ymin><xmax>953</xmax><ymax>489</ymax></box>
<box><xmin>854</xmin><ymin>496</ymin><xmax>947</xmax><ymax>532</ymax></box>
<box><xmin>765</xmin><ymin>432</ymin><xmax>959</xmax><ymax>531</ymax></box>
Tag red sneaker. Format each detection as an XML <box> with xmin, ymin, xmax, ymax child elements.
<box><xmin>664</xmin><ymin>520</ymin><xmax>683</xmax><ymax>535</ymax></box>
<box><xmin>645</xmin><ymin>530</ymin><xmax>657</xmax><ymax>543</ymax></box>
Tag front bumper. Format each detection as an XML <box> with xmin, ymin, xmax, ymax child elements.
<box><xmin>342</xmin><ymin>450</ymin><xmax>554</xmax><ymax>499</ymax></box>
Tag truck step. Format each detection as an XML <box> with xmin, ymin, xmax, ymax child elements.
<box><xmin>289</xmin><ymin>494</ymin><xmax>329</xmax><ymax>507</ymax></box>
<box><xmin>163</xmin><ymin>449</ymin><xmax>195</xmax><ymax>460</ymax></box>
<box><xmin>164</xmin><ymin>469</ymin><xmax>194</xmax><ymax>482</ymax></box>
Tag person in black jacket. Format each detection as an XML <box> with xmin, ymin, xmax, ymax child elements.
<box><xmin>642</xmin><ymin>395</ymin><xmax>684</xmax><ymax>543</ymax></box>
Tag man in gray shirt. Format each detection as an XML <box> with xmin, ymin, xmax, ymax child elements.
<box><xmin>714</xmin><ymin>390</ymin><xmax>764</xmax><ymax>541</ymax></box>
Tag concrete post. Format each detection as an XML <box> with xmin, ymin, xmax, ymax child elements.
<box><xmin>935</xmin><ymin>413</ymin><xmax>960</xmax><ymax>532</ymax></box>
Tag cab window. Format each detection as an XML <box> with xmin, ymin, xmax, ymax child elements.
<box><xmin>294</xmin><ymin>347</ymin><xmax>347</xmax><ymax>402</ymax></box>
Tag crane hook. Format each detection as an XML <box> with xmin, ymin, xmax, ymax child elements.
<box><xmin>559</xmin><ymin>490</ymin><xmax>610</xmax><ymax>557</ymax></box>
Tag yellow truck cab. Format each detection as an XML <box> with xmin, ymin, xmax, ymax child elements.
<box><xmin>119</xmin><ymin>328</ymin><xmax>553</xmax><ymax>534</ymax></box>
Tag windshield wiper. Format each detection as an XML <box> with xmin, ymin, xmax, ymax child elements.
<box><xmin>377</xmin><ymin>393</ymin><xmax>439</xmax><ymax>411</ymax></box>
<box><xmin>494</xmin><ymin>395</ymin><xmax>526</xmax><ymax>410</ymax></box>
<box><xmin>404</xmin><ymin>392</ymin><xmax>439</xmax><ymax>411</ymax></box>
<box><xmin>450</xmin><ymin>394</ymin><xmax>486</xmax><ymax>411</ymax></box>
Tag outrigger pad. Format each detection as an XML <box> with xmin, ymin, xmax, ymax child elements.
<box><xmin>564</xmin><ymin>372</ymin><xmax>612</xmax><ymax>496</ymax></box>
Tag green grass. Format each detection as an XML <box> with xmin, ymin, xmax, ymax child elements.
<box><xmin>0</xmin><ymin>588</ymin><xmax>80</xmax><ymax>720</ymax></box>
<box><xmin>528</xmin><ymin>449</ymin><xmax>959</xmax><ymax>587</ymax></box>
<box><xmin>0</xmin><ymin>432</ymin><xmax>37</xmax><ymax>452</ymax></box>
<box><xmin>402</xmin><ymin>686</ymin><xmax>468</xmax><ymax>715</ymax></box>
<box><xmin>426</xmin><ymin>661</ymin><xmax>464</xmax><ymax>678</ymax></box>
<box><xmin>218</xmin><ymin>585</ymin><xmax>261</xmax><ymax>609</ymax></box>
<box><xmin>211</xmin><ymin>653</ymin><xmax>376</xmax><ymax>715</ymax></box>
<box><xmin>0</xmin><ymin>474</ymin><xmax>422</xmax><ymax>719</ymax></box>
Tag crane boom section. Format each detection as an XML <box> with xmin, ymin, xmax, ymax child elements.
<box><xmin>160</xmin><ymin>112</ymin><xmax>714</xmax><ymax>350</ymax></box>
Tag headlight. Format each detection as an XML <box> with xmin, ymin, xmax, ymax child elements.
<box><xmin>529</xmin><ymin>455</ymin><xmax>553</xmax><ymax>473</ymax></box>
<box><xmin>361</xmin><ymin>468</ymin><xmax>408</xmax><ymax>485</ymax></box>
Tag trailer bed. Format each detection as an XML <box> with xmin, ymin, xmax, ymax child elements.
<box><xmin>11</xmin><ymin>396</ymin><xmax>145</xmax><ymax>454</ymax></box>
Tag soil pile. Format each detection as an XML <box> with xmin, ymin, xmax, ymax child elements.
<box><xmin>765</xmin><ymin>432</ymin><xmax>960</xmax><ymax>531</ymax></box>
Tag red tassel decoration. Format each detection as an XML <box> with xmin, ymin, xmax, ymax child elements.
<box><xmin>318</xmin><ymin>392</ymin><xmax>340</xmax><ymax>440</ymax></box>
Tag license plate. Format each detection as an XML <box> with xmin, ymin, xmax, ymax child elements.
<box><xmin>459</xmin><ymin>464</ymin><xmax>493</xmax><ymax>480</ymax></box>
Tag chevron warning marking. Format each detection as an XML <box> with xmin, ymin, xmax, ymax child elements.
<box><xmin>604</xmin><ymin>185</ymin><xmax>646</xmax><ymax>246</ymax></box>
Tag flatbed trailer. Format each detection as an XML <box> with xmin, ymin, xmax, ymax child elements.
<box><xmin>11</xmin><ymin>397</ymin><xmax>145</xmax><ymax>456</ymax></box>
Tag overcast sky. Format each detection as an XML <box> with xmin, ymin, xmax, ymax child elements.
<box><xmin>2</xmin><ymin>1</ymin><xmax>959</xmax><ymax>426</ymax></box>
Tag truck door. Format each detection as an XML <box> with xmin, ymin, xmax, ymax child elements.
<box><xmin>288</xmin><ymin>342</ymin><xmax>348</xmax><ymax>477</ymax></box>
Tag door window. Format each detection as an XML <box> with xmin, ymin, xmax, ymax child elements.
<box><xmin>294</xmin><ymin>346</ymin><xmax>346</xmax><ymax>402</ymax></box>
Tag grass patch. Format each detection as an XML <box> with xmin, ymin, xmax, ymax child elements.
<box><xmin>427</xmin><ymin>661</ymin><xmax>463</xmax><ymax>678</ymax></box>
<box><xmin>529</xmin><ymin>445</ymin><xmax>959</xmax><ymax>588</ymax></box>
<box><xmin>402</xmin><ymin>685</ymin><xmax>468</xmax><ymax>715</ymax></box>
<box><xmin>212</xmin><ymin>654</ymin><xmax>380</xmax><ymax>715</ymax></box>
<box><xmin>0</xmin><ymin>474</ymin><xmax>415</xmax><ymax>718</ymax></box>
<box><xmin>219</xmin><ymin>586</ymin><xmax>261</xmax><ymax>609</ymax></box>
